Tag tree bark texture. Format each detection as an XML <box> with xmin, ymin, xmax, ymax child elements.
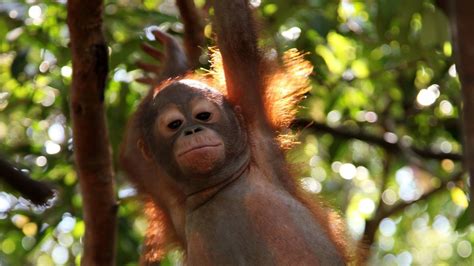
<box><xmin>67</xmin><ymin>1</ymin><xmax>117</xmax><ymax>265</ymax></box>
<box><xmin>451</xmin><ymin>0</ymin><xmax>474</xmax><ymax>216</ymax></box>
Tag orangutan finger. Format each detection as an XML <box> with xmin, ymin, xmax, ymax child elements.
<box><xmin>136</xmin><ymin>76</ymin><xmax>155</xmax><ymax>85</ymax></box>
<box><xmin>152</xmin><ymin>30</ymin><xmax>174</xmax><ymax>45</ymax></box>
<box><xmin>136</xmin><ymin>61</ymin><xmax>162</xmax><ymax>74</ymax></box>
<box><xmin>141</xmin><ymin>43</ymin><xmax>164</xmax><ymax>61</ymax></box>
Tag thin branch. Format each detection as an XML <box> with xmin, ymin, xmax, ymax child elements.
<box><xmin>359</xmin><ymin>170</ymin><xmax>463</xmax><ymax>258</ymax></box>
<box><xmin>380</xmin><ymin>171</ymin><xmax>464</xmax><ymax>219</ymax></box>
<box><xmin>292</xmin><ymin>119</ymin><xmax>463</xmax><ymax>161</ymax></box>
<box><xmin>176</xmin><ymin>0</ymin><xmax>205</xmax><ymax>68</ymax></box>
<box><xmin>67</xmin><ymin>0</ymin><xmax>117</xmax><ymax>265</ymax></box>
<box><xmin>0</xmin><ymin>157</ymin><xmax>54</xmax><ymax>206</ymax></box>
<box><xmin>385</xmin><ymin>119</ymin><xmax>436</xmax><ymax>174</ymax></box>
<box><xmin>358</xmin><ymin>154</ymin><xmax>392</xmax><ymax>263</ymax></box>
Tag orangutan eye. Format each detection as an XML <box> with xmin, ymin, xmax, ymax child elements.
<box><xmin>167</xmin><ymin>120</ymin><xmax>183</xmax><ymax>130</ymax></box>
<box><xmin>196</xmin><ymin>112</ymin><xmax>212</xmax><ymax>121</ymax></box>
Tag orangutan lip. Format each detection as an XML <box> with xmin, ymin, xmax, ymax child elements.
<box><xmin>178</xmin><ymin>143</ymin><xmax>223</xmax><ymax>157</ymax></box>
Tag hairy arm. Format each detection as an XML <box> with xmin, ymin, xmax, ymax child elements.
<box><xmin>213</xmin><ymin>0</ymin><xmax>272</xmax><ymax>132</ymax></box>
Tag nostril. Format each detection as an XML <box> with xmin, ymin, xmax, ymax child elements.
<box><xmin>184</xmin><ymin>127</ymin><xmax>203</xmax><ymax>136</ymax></box>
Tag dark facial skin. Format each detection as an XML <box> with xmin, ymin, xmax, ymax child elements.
<box><xmin>143</xmin><ymin>80</ymin><xmax>250</xmax><ymax>194</ymax></box>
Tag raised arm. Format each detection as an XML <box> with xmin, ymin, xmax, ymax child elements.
<box><xmin>213</xmin><ymin>0</ymin><xmax>271</xmax><ymax>130</ymax></box>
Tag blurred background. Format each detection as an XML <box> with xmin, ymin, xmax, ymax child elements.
<box><xmin>0</xmin><ymin>0</ymin><xmax>471</xmax><ymax>265</ymax></box>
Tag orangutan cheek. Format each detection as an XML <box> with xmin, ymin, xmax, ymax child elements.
<box><xmin>176</xmin><ymin>145</ymin><xmax>226</xmax><ymax>175</ymax></box>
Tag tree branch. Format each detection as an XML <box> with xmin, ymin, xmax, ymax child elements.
<box><xmin>379</xmin><ymin>170</ymin><xmax>464</xmax><ymax>219</ymax></box>
<box><xmin>358</xmin><ymin>154</ymin><xmax>392</xmax><ymax>263</ymax></box>
<box><xmin>359</xmin><ymin>170</ymin><xmax>464</xmax><ymax>255</ymax></box>
<box><xmin>0</xmin><ymin>157</ymin><xmax>54</xmax><ymax>206</ymax></box>
<box><xmin>67</xmin><ymin>0</ymin><xmax>117</xmax><ymax>265</ymax></box>
<box><xmin>292</xmin><ymin>119</ymin><xmax>463</xmax><ymax>161</ymax></box>
<box><xmin>176</xmin><ymin>0</ymin><xmax>205</xmax><ymax>68</ymax></box>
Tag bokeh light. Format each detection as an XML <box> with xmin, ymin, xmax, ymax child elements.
<box><xmin>416</xmin><ymin>84</ymin><xmax>440</xmax><ymax>107</ymax></box>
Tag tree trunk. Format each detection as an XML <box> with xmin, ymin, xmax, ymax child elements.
<box><xmin>451</xmin><ymin>0</ymin><xmax>474</xmax><ymax>218</ymax></box>
<box><xmin>67</xmin><ymin>1</ymin><xmax>117</xmax><ymax>265</ymax></box>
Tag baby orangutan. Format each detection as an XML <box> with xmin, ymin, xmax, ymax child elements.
<box><xmin>121</xmin><ymin>0</ymin><xmax>352</xmax><ymax>265</ymax></box>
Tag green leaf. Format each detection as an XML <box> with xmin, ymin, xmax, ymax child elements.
<box><xmin>455</xmin><ymin>204</ymin><xmax>473</xmax><ymax>231</ymax></box>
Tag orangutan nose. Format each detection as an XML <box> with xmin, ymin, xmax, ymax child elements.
<box><xmin>184</xmin><ymin>126</ymin><xmax>203</xmax><ymax>136</ymax></box>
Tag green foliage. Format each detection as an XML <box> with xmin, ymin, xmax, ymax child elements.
<box><xmin>0</xmin><ymin>0</ymin><xmax>472</xmax><ymax>265</ymax></box>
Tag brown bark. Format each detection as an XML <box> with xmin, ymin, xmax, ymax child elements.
<box><xmin>451</xmin><ymin>0</ymin><xmax>474</xmax><ymax>220</ymax></box>
<box><xmin>176</xmin><ymin>0</ymin><xmax>205</xmax><ymax>68</ymax></box>
<box><xmin>0</xmin><ymin>157</ymin><xmax>54</xmax><ymax>205</ymax></box>
<box><xmin>67</xmin><ymin>1</ymin><xmax>117</xmax><ymax>265</ymax></box>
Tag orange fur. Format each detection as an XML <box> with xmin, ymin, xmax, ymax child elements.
<box><xmin>142</xmin><ymin>199</ymin><xmax>168</xmax><ymax>262</ymax></box>
<box><xmin>208</xmin><ymin>49</ymin><xmax>312</xmax><ymax>129</ymax></box>
<box><xmin>140</xmin><ymin>198</ymin><xmax>183</xmax><ymax>264</ymax></box>
<box><xmin>216</xmin><ymin>49</ymin><xmax>351</xmax><ymax>261</ymax></box>
<box><xmin>207</xmin><ymin>48</ymin><xmax>312</xmax><ymax>149</ymax></box>
<box><xmin>263</xmin><ymin>49</ymin><xmax>313</xmax><ymax>131</ymax></box>
<box><xmin>206</xmin><ymin>49</ymin><xmax>353</xmax><ymax>261</ymax></box>
<box><xmin>139</xmin><ymin>49</ymin><xmax>353</xmax><ymax>263</ymax></box>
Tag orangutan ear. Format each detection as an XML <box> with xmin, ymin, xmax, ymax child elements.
<box><xmin>137</xmin><ymin>139</ymin><xmax>153</xmax><ymax>161</ymax></box>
